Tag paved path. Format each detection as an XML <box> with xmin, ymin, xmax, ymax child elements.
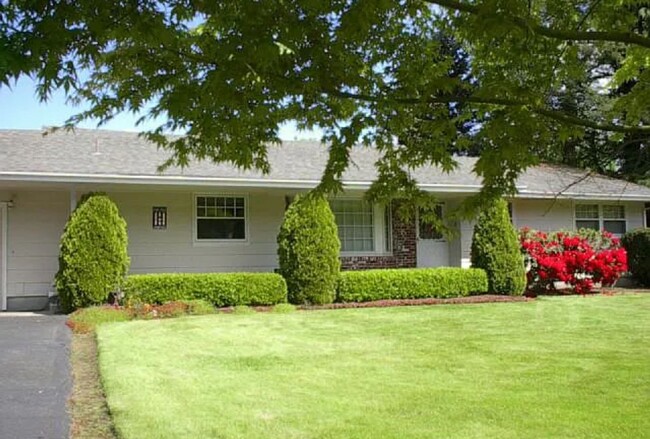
<box><xmin>0</xmin><ymin>313</ymin><xmax>71</xmax><ymax>439</ymax></box>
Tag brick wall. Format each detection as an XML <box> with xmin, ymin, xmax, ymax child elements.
<box><xmin>340</xmin><ymin>203</ymin><xmax>417</xmax><ymax>270</ymax></box>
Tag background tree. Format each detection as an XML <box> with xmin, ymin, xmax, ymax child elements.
<box><xmin>2</xmin><ymin>1</ymin><xmax>649</xmax><ymax>214</ymax></box>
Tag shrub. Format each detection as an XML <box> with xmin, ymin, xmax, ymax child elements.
<box><xmin>277</xmin><ymin>193</ymin><xmax>341</xmax><ymax>305</ymax></box>
<box><xmin>622</xmin><ymin>229</ymin><xmax>650</xmax><ymax>286</ymax></box>
<box><xmin>232</xmin><ymin>305</ymin><xmax>255</xmax><ymax>314</ymax></box>
<box><xmin>272</xmin><ymin>303</ymin><xmax>297</xmax><ymax>313</ymax></box>
<box><xmin>336</xmin><ymin>267</ymin><xmax>488</xmax><ymax>303</ymax></box>
<box><xmin>521</xmin><ymin>228</ymin><xmax>628</xmax><ymax>294</ymax></box>
<box><xmin>471</xmin><ymin>199</ymin><xmax>526</xmax><ymax>295</ymax></box>
<box><xmin>55</xmin><ymin>193</ymin><xmax>130</xmax><ymax>313</ymax></box>
<box><xmin>124</xmin><ymin>272</ymin><xmax>287</xmax><ymax>307</ymax></box>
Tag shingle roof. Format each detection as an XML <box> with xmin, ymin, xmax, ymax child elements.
<box><xmin>0</xmin><ymin>128</ymin><xmax>649</xmax><ymax>200</ymax></box>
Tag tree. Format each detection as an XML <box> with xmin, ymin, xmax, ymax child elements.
<box><xmin>2</xmin><ymin>1</ymin><xmax>649</xmax><ymax>213</ymax></box>
<box><xmin>277</xmin><ymin>194</ymin><xmax>340</xmax><ymax>305</ymax></box>
<box><xmin>55</xmin><ymin>193</ymin><xmax>130</xmax><ymax>312</ymax></box>
<box><xmin>470</xmin><ymin>199</ymin><xmax>526</xmax><ymax>295</ymax></box>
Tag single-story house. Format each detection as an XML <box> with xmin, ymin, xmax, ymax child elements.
<box><xmin>0</xmin><ymin>129</ymin><xmax>649</xmax><ymax>311</ymax></box>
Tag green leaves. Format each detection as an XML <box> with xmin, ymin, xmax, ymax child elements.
<box><xmin>2</xmin><ymin>0</ymin><xmax>649</xmax><ymax>215</ymax></box>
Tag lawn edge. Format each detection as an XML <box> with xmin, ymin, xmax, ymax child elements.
<box><xmin>68</xmin><ymin>332</ymin><xmax>118</xmax><ymax>439</ymax></box>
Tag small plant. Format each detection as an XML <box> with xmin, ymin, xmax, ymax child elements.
<box><xmin>232</xmin><ymin>305</ymin><xmax>255</xmax><ymax>314</ymax></box>
<box><xmin>66</xmin><ymin>306</ymin><xmax>131</xmax><ymax>334</ymax></box>
<box><xmin>622</xmin><ymin>229</ymin><xmax>650</xmax><ymax>287</ymax></box>
<box><xmin>471</xmin><ymin>198</ymin><xmax>526</xmax><ymax>295</ymax></box>
<box><xmin>521</xmin><ymin>228</ymin><xmax>628</xmax><ymax>294</ymax></box>
<box><xmin>277</xmin><ymin>193</ymin><xmax>341</xmax><ymax>305</ymax></box>
<box><xmin>272</xmin><ymin>303</ymin><xmax>297</xmax><ymax>313</ymax></box>
<box><xmin>55</xmin><ymin>193</ymin><xmax>130</xmax><ymax>313</ymax></box>
<box><xmin>185</xmin><ymin>299</ymin><xmax>216</xmax><ymax>315</ymax></box>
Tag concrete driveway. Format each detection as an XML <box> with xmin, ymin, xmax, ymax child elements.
<box><xmin>0</xmin><ymin>313</ymin><xmax>70</xmax><ymax>439</ymax></box>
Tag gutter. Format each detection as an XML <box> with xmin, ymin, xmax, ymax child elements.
<box><xmin>0</xmin><ymin>171</ymin><xmax>648</xmax><ymax>200</ymax></box>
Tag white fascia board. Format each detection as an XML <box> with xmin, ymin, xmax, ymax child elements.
<box><xmin>517</xmin><ymin>191</ymin><xmax>650</xmax><ymax>201</ymax></box>
<box><xmin>0</xmin><ymin>171</ymin><xmax>498</xmax><ymax>194</ymax></box>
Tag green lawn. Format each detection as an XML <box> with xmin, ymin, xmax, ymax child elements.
<box><xmin>97</xmin><ymin>294</ymin><xmax>650</xmax><ymax>439</ymax></box>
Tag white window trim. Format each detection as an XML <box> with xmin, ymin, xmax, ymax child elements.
<box><xmin>331</xmin><ymin>197</ymin><xmax>392</xmax><ymax>257</ymax></box>
<box><xmin>573</xmin><ymin>202</ymin><xmax>628</xmax><ymax>236</ymax></box>
<box><xmin>192</xmin><ymin>193</ymin><xmax>250</xmax><ymax>245</ymax></box>
<box><xmin>416</xmin><ymin>203</ymin><xmax>446</xmax><ymax>242</ymax></box>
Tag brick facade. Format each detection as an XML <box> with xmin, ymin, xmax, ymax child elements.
<box><xmin>340</xmin><ymin>203</ymin><xmax>417</xmax><ymax>270</ymax></box>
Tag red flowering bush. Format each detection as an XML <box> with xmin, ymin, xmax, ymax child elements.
<box><xmin>520</xmin><ymin>228</ymin><xmax>627</xmax><ymax>294</ymax></box>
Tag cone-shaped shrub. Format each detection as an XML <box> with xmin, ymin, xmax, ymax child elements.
<box><xmin>55</xmin><ymin>193</ymin><xmax>130</xmax><ymax>312</ymax></box>
<box><xmin>470</xmin><ymin>198</ymin><xmax>526</xmax><ymax>295</ymax></box>
<box><xmin>622</xmin><ymin>229</ymin><xmax>650</xmax><ymax>286</ymax></box>
<box><xmin>278</xmin><ymin>193</ymin><xmax>340</xmax><ymax>304</ymax></box>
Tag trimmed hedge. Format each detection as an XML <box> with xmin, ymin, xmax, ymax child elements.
<box><xmin>336</xmin><ymin>267</ymin><xmax>489</xmax><ymax>303</ymax></box>
<box><xmin>278</xmin><ymin>193</ymin><xmax>341</xmax><ymax>305</ymax></box>
<box><xmin>124</xmin><ymin>273</ymin><xmax>287</xmax><ymax>307</ymax></box>
<box><xmin>471</xmin><ymin>199</ymin><xmax>526</xmax><ymax>295</ymax></box>
<box><xmin>622</xmin><ymin>229</ymin><xmax>650</xmax><ymax>286</ymax></box>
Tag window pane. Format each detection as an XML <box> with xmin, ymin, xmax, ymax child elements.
<box><xmin>197</xmin><ymin>218</ymin><xmax>245</xmax><ymax>239</ymax></box>
<box><xmin>576</xmin><ymin>220</ymin><xmax>599</xmax><ymax>231</ymax></box>
<box><xmin>646</xmin><ymin>203</ymin><xmax>650</xmax><ymax>228</ymax></box>
<box><xmin>602</xmin><ymin>205</ymin><xmax>625</xmax><ymax>219</ymax></box>
<box><xmin>604</xmin><ymin>220</ymin><xmax>626</xmax><ymax>235</ymax></box>
<box><xmin>575</xmin><ymin>204</ymin><xmax>599</xmax><ymax>219</ymax></box>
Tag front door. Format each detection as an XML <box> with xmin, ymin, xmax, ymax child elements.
<box><xmin>416</xmin><ymin>205</ymin><xmax>449</xmax><ymax>267</ymax></box>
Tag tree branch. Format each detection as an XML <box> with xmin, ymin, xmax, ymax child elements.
<box><xmin>424</xmin><ymin>0</ymin><xmax>650</xmax><ymax>49</ymax></box>
<box><xmin>326</xmin><ymin>89</ymin><xmax>650</xmax><ymax>134</ymax></box>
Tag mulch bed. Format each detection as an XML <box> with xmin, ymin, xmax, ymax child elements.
<box><xmin>216</xmin><ymin>295</ymin><xmax>533</xmax><ymax>313</ymax></box>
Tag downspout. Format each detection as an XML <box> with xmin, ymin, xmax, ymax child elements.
<box><xmin>0</xmin><ymin>202</ymin><xmax>7</xmax><ymax>311</ymax></box>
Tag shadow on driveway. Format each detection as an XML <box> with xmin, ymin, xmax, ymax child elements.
<box><xmin>0</xmin><ymin>313</ymin><xmax>70</xmax><ymax>439</ymax></box>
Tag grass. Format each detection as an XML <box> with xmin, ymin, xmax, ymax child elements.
<box><xmin>97</xmin><ymin>294</ymin><xmax>650</xmax><ymax>439</ymax></box>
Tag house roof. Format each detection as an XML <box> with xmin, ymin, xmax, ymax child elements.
<box><xmin>0</xmin><ymin>128</ymin><xmax>649</xmax><ymax>201</ymax></box>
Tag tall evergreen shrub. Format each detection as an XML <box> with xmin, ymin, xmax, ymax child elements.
<box><xmin>277</xmin><ymin>193</ymin><xmax>340</xmax><ymax>304</ymax></box>
<box><xmin>55</xmin><ymin>193</ymin><xmax>130</xmax><ymax>312</ymax></box>
<box><xmin>622</xmin><ymin>229</ymin><xmax>650</xmax><ymax>286</ymax></box>
<box><xmin>470</xmin><ymin>198</ymin><xmax>526</xmax><ymax>295</ymax></box>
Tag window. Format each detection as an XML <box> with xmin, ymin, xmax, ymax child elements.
<box><xmin>329</xmin><ymin>199</ymin><xmax>391</xmax><ymax>253</ymax></box>
<box><xmin>645</xmin><ymin>202</ymin><xmax>650</xmax><ymax>228</ymax></box>
<box><xmin>602</xmin><ymin>205</ymin><xmax>626</xmax><ymax>235</ymax></box>
<box><xmin>330</xmin><ymin>199</ymin><xmax>374</xmax><ymax>252</ymax></box>
<box><xmin>418</xmin><ymin>204</ymin><xmax>444</xmax><ymax>240</ymax></box>
<box><xmin>575</xmin><ymin>204</ymin><xmax>626</xmax><ymax>235</ymax></box>
<box><xmin>195</xmin><ymin>195</ymin><xmax>246</xmax><ymax>240</ymax></box>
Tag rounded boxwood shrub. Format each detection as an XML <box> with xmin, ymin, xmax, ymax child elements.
<box><xmin>622</xmin><ymin>228</ymin><xmax>650</xmax><ymax>286</ymax></box>
<box><xmin>55</xmin><ymin>193</ymin><xmax>130</xmax><ymax>313</ymax></box>
<box><xmin>470</xmin><ymin>198</ymin><xmax>526</xmax><ymax>295</ymax></box>
<box><xmin>277</xmin><ymin>193</ymin><xmax>341</xmax><ymax>305</ymax></box>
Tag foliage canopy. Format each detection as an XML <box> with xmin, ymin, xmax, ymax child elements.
<box><xmin>2</xmin><ymin>1</ymin><xmax>649</xmax><ymax>211</ymax></box>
